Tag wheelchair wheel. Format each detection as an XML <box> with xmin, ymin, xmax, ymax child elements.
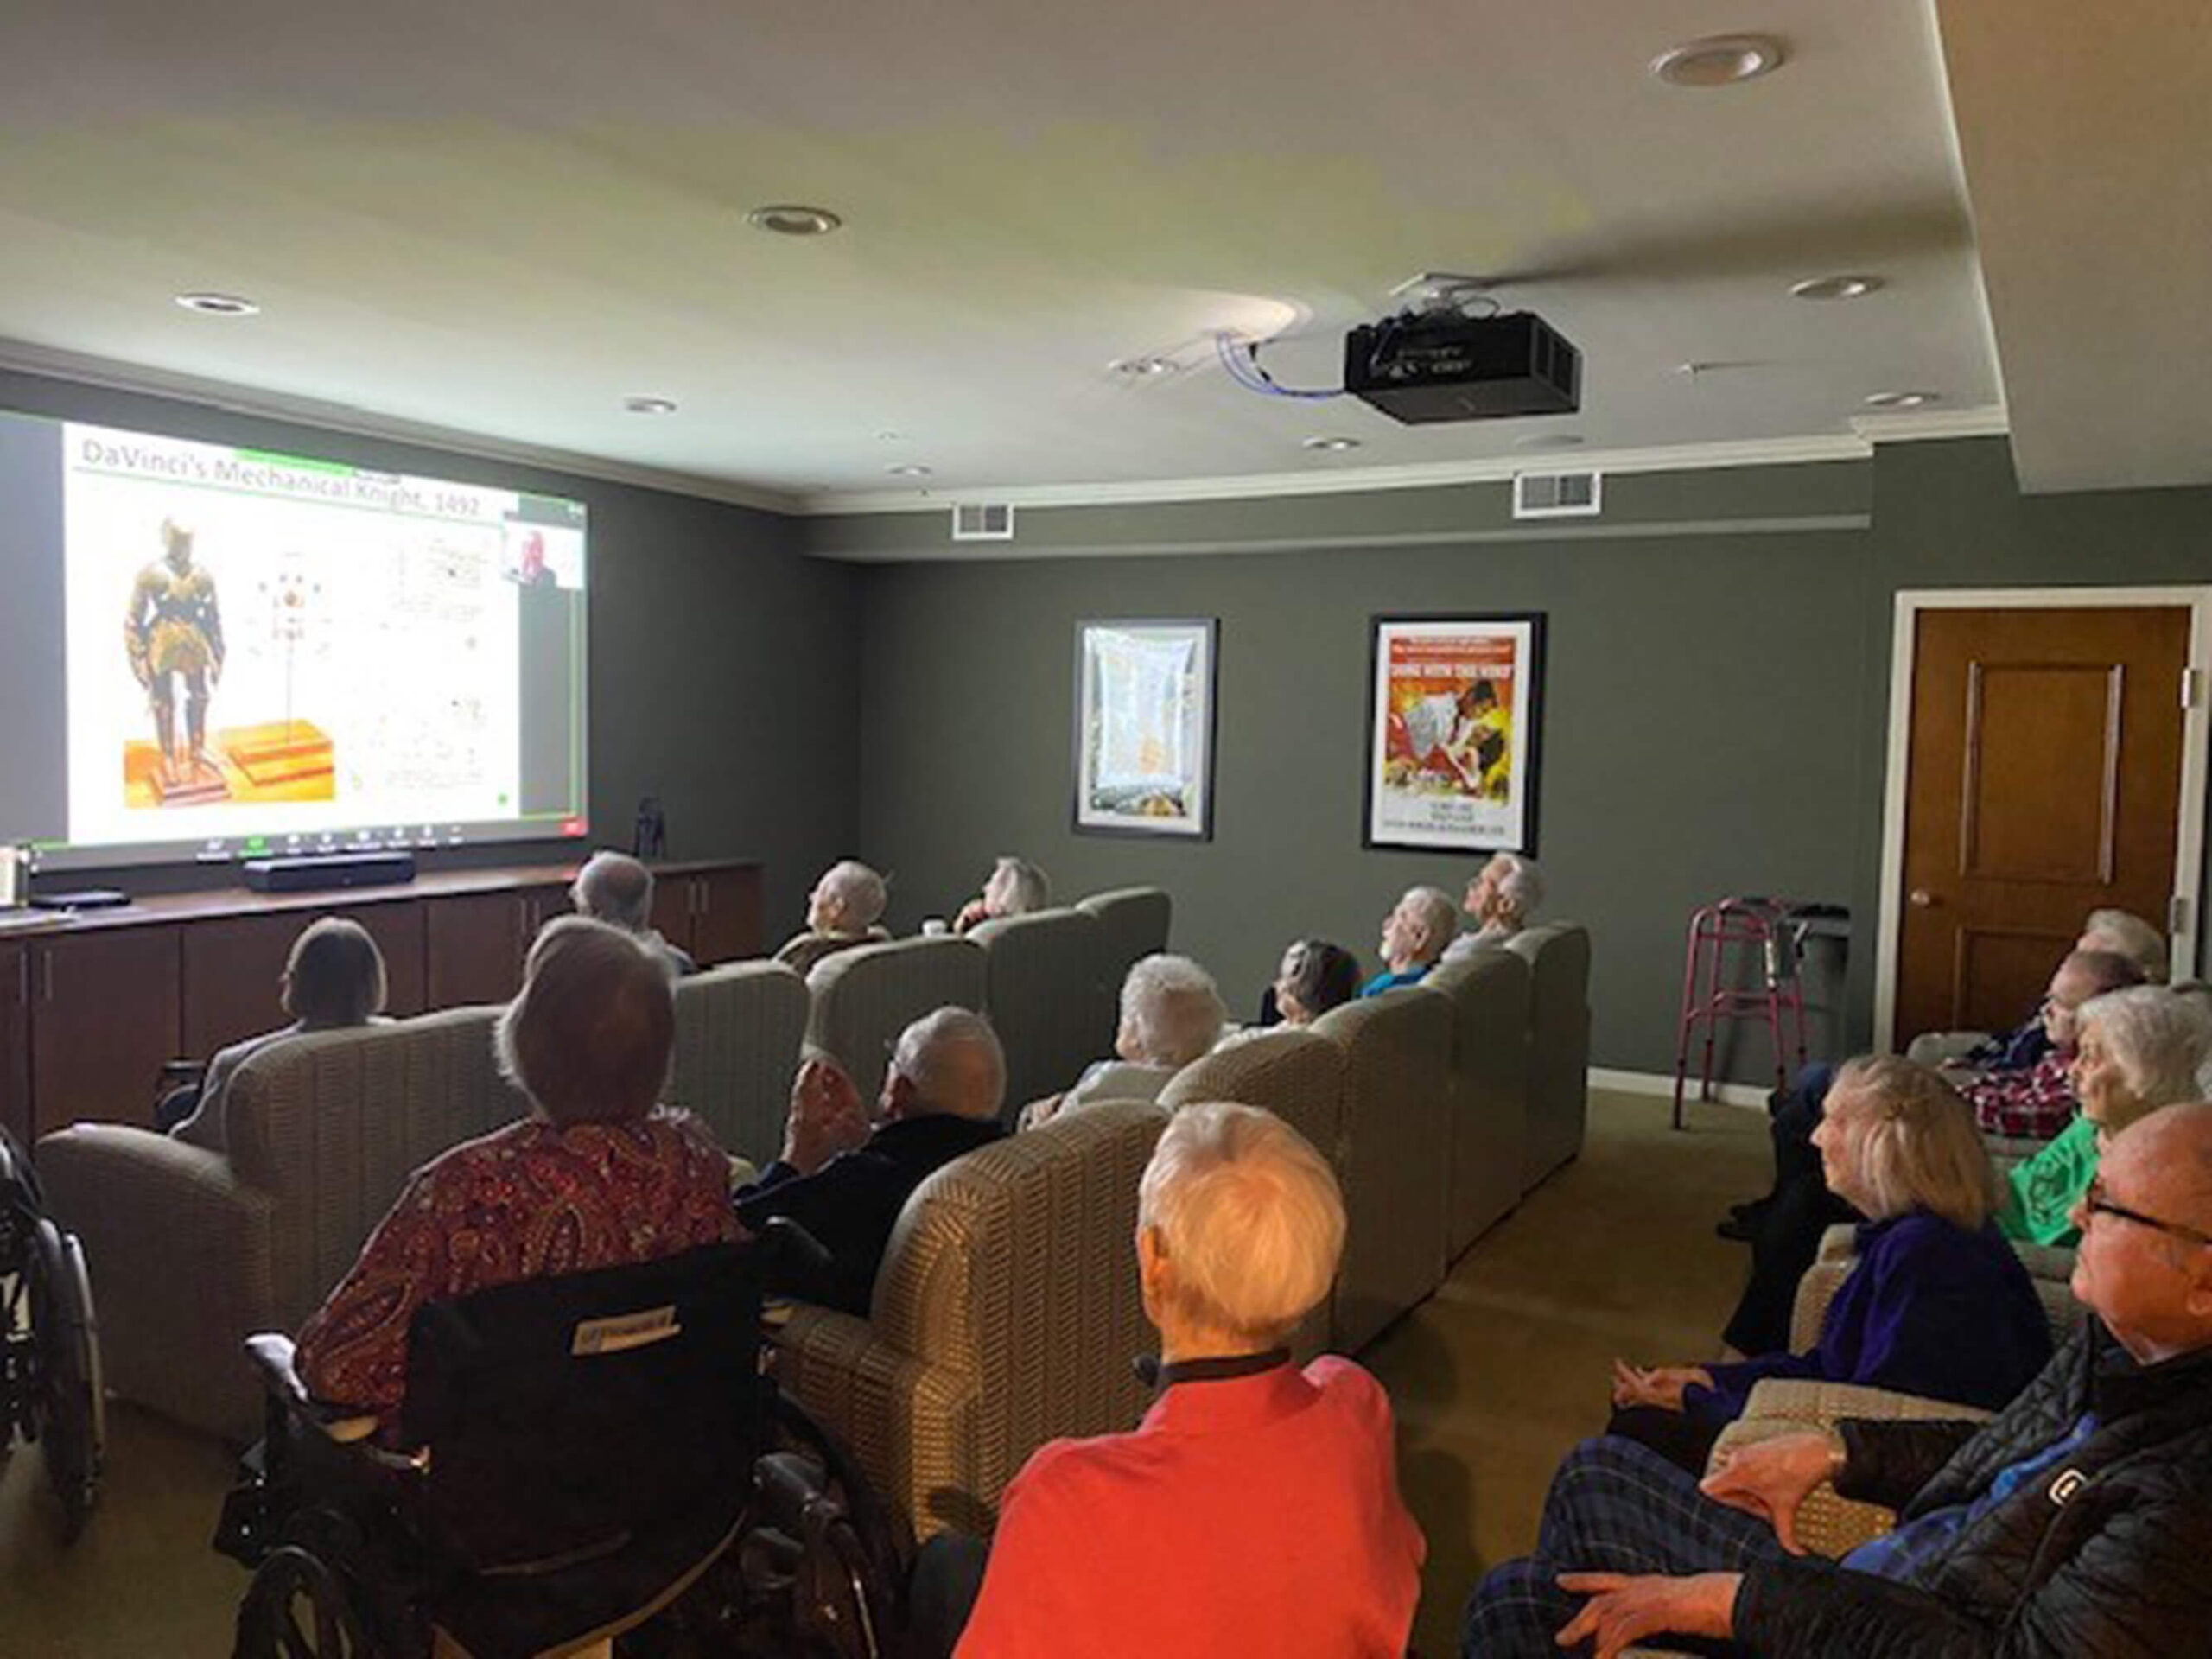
<box><xmin>26</xmin><ymin>1217</ymin><xmax>105</xmax><ymax>1543</ymax></box>
<box><xmin>235</xmin><ymin>1544</ymin><xmax>378</xmax><ymax>1659</ymax></box>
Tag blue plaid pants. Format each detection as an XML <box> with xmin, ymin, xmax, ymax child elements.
<box><xmin>1459</xmin><ymin>1435</ymin><xmax>1793</xmax><ymax>1656</ymax></box>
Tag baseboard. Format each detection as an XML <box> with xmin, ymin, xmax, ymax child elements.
<box><xmin>1586</xmin><ymin>1066</ymin><xmax>1771</xmax><ymax>1111</ymax></box>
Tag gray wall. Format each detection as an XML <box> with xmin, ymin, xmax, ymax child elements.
<box><xmin>1</xmin><ymin>370</ymin><xmax>863</xmax><ymax>930</ymax></box>
<box><xmin>844</xmin><ymin>439</ymin><xmax>2212</xmax><ymax>1081</ymax></box>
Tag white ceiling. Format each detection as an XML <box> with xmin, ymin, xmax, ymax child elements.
<box><xmin>0</xmin><ymin>0</ymin><xmax>2172</xmax><ymax>509</ymax></box>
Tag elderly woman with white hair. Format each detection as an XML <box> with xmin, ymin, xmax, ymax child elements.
<box><xmin>924</xmin><ymin>1103</ymin><xmax>1423</xmax><ymax>1657</ymax></box>
<box><xmin>1022</xmin><ymin>953</ymin><xmax>1227</xmax><ymax>1127</ymax></box>
<box><xmin>1440</xmin><ymin>851</ymin><xmax>1542</xmax><ymax>964</ymax></box>
<box><xmin>1611</xmin><ymin>1057</ymin><xmax>2051</xmax><ymax>1474</ymax></box>
<box><xmin>1364</xmin><ymin>884</ymin><xmax>1458</xmax><ymax>995</ymax></box>
<box><xmin>1997</xmin><ymin>982</ymin><xmax>2212</xmax><ymax>1247</ymax></box>
<box><xmin>952</xmin><ymin>855</ymin><xmax>1051</xmax><ymax>935</ymax></box>
<box><xmin>775</xmin><ymin>858</ymin><xmax>893</xmax><ymax>976</ymax></box>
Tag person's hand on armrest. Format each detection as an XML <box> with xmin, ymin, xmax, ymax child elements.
<box><xmin>1018</xmin><ymin>1092</ymin><xmax>1065</xmax><ymax>1131</ymax></box>
<box><xmin>1698</xmin><ymin>1429</ymin><xmax>1840</xmax><ymax>1555</ymax></box>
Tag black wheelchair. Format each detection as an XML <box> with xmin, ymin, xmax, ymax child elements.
<box><xmin>0</xmin><ymin>1120</ymin><xmax>105</xmax><ymax>1543</ymax></box>
<box><xmin>215</xmin><ymin>1225</ymin><xmax>912</xmax><ymax>1658</ymax></box>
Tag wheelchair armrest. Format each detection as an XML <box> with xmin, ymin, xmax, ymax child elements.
<box><xmin>244</xmin><ymin>1332</ymin><xmax>384</xmax><ymax>1446</ymax></box>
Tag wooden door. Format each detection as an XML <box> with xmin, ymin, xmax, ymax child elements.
<box><xmin>29</xmin><ymin>928</ymin><xmax>182</xmax><ymax>1134</ymax></box>
<box><xmin>1897</xmin><ymin>606</ymin><xmax>2190</xmax><ymax>1042</ymax></box>
<box><xmin>0</xmin><ymin>944</ymin><xmax>29</xmax><ymax>1146</ymax></box>
<box><xmin>181</xmin><ymin>903</ymin><xmax>426</xmax><ymax>1058</ymax></box>
<box><xmin>690</xmin><ymin>867</ymin><xmax>762</xmax><ymax>966</ymax></box>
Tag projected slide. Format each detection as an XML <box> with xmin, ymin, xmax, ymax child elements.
<box><xmin>0</xmin><ymin>411</ymin><xmax>588</xmax><ymax>870</ymax></box>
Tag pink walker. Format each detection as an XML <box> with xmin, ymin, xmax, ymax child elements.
<box><xmin>1672</xmin><ymin>896</ymin><xmax>1808</xmax><ymax>1129</ymax></box>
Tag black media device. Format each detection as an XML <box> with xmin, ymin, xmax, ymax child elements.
<box><xmin>29</xmin><ymin>889</ymin><xmax>131</xmax><ymax>911</ymax></box>
<box><xmin>1344</xmin><ymin>310</ymin><xmax>1581</xmax><ymax>423</ymax></box>
<box><xmin>242</xmin><ymin>851</ymin><xmax>418</xmax><ymax>893</ymax></box>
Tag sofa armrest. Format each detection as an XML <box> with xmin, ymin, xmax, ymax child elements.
<box><xmin>37</xmin><ymin>1124</ymin><xmax>277</xmax><ymax>1442</ymax></box>
<box><xmin>772</xmin><ymin>1303</ymin><xmax>984</xmax><ymax>1540</ymax></box>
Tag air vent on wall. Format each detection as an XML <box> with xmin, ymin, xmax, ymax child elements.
<box><xmin>951</xmin><ymin>502</ymin><xmax>1015</xmax><ymax>541</ymax></box>
<box><xmin>1512</xmin><ymin>469</ymin><xmax>1602</xmax><ymax>519</ymax></box>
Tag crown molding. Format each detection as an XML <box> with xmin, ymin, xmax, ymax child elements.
<box><xmin>801</xmin><ymin>432</ymin><xmax>1875</xmax><ymax>517</ymax></box>
<box><xmin>1849</xmin><ymin>404</ymin><xmax>2011</xmax><ymax>443</ymax></box>
<box><xmin>0</xmin><ymin>339</ymin><xmax>804</xmax><ymax>516</ymax></box>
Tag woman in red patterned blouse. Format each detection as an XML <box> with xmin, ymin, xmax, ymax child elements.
<box><xmin>296</xmin><ymin>915</ymin><xmax>740</xmax><ymax>1420</ymax></box>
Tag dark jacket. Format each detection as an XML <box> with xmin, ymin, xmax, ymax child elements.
<box><xmin>733</xmin><ymin>1112</ymin><xmax>1004</xmax><ymax>1315</ymax></box>
<box><xmin>1734</xmin><ymin>1321</ymin><xmax>2212</xmax><ymax>1657</ymax></box>
<box><xmin>1689</xmin><ymin>1212</ymin><xmax>2053</xmax><ymax>1421</ymax></box>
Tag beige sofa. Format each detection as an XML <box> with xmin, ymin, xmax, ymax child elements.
<box><xmin>1313</xmin><ymin>985</ymin><xmax>1456</xmax><ymax>1351</ymax></box>
<box><xmin>772</xmin><ymin>1100</ymin><xmax>1166</xmax><ymax>1540</ymax></box>
<box><xmin>1076</xmin><ymin>887</ymin><xmax>1173</xmax><ymax>1052</ymax></box>
<box><xmin>668</xmin><ymin>958</ymin><xmax>810</xmax><ymax>1166</ymax></box>
<box><xmin>1427</xmin><ymin>948</ymin><xmax>1532</xmax><ymax>1259</ymax></box>
<box><xmin>1509</xmin><ymin>923</ymin><xmax>1592</xmax><ymax>1192</ymax></box>
<box><xmin>37</xmin><ymin>1008</ymin><xmax>526</xmax><ymax>1440</ymax></box>
<box><xmin>969</xmin><ymin>907</ymin><xmax>1108</xmax><ymax>1117</ymax></box>
<box><xmin>804</xmin><ymin>936</ymin><xmax>988</xmax><ymax>1103</ymax></box>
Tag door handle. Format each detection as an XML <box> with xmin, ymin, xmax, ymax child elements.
<box><xmin>41</xmin><ymin>948</ymin><xmax>54</xmax><ymax>1001</ymax></box>
<box><xmin>1909</xmin><ymin>889</ymin><xmax>1936</xmax><ymax>908</ymax></box>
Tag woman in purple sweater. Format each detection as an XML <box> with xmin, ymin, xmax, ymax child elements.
<box><xmin>1608</xmin><ymin>1055</ymin><xmax>2053</xmax><ymax>1473</ymax></box>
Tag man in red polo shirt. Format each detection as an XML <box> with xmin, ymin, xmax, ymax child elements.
<box><xmin>934</xmin><ymin>1101</ymin><xmax>1424</xmax><ymax>1658</ymax></box>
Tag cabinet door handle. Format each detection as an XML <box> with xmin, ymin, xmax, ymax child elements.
<box><xmin>41</xmin><ymin>949</ymin><xmax>54</xmax><ymax>1003</ymax></box>
<box><xmin>696</xmin><ymin>879</ymin><xmax>709</xmax><ymax>918</ymax></box>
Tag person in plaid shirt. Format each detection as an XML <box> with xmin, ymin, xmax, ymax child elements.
<box><xmin>1953</xmin><ymin>949</ymin><xmax>2144</xmax><ymax>1141</ymax></box>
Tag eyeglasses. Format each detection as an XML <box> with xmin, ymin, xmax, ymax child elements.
<box><xmin>2082</xmin><ymin>1176</ymin><xmax>2212</xmax><ymax>1248</ymax></box>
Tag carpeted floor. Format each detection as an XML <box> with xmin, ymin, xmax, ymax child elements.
<box><xmin>0</xmin><ymin>1087</ymin><xmax>1768</xmax><ymax>1657</ymax></box>
<box><xmin>1364</xmin><ymin>1090</ymin><xmax>1770</xmax><ymax>1658</ymax></box>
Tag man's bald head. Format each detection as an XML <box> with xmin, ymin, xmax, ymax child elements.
<box><xmin>2072</xmin><ymin>1102</ymin><xmax>2212</xmax><ymax>1365</ymax></box>
<box><xmin>884</xmin><ymin>1007</ymin><xmax>1006</xmax><ymax>1123</ymax></box>
<box><xmin>2122</xmin><ymin>1101</ymin><xmax>2212</xmax><ymax>1228</ymax></box>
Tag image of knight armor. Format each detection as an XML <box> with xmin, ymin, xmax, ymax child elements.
<box><xmin>124</xmin><ymin>556</ymin><xmax>225</xmax><ymax>772</ymax></box>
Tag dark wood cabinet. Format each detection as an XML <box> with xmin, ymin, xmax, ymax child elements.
<box><xmin>182</xmin><ymin>903</ymin><xmax>428</xmax><ymax>1059</ymax></box>
<box><xmin>0</xmin><ymin>944</ymin><xmax>29</xmax><ymax>1146</ymax></box>
<box><xmin>15</xmin><ymin>860</ymin><xmax>758</xmax><ymax>1141</ymax></box>
<box><xmin>650</xmin><ymin>863</ymin><xmax>765</xmax><ymax>968</ymax></box>
<box><xmin>29</xmin><ymin>927</ymin><xmax>182</xmax><ymax>1135</ymax></box>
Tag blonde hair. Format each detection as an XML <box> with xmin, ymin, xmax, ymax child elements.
<box><xmin>1121</xmin><ymin>954</ymin><xmax>1228</xmax><ymax>1068</ymax></box>
<box><xmin>1828</xmin><ymin>1055</ymin><xmax>1996</xmax><ymax>1230</ymax></box>
<box><xmin>1140</xmin><ymin>1103</ymin><xmax>1344</xmax><ymax>1345</ymax></box>
<box><xmin>496</xmin><ymin>916</ymin><xmax>674</xmax><ymax>1126</ymax></box>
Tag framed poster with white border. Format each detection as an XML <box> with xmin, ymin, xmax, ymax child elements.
<box><xmin>1363</xmin><ymin>613</ymin><xmax>1545</xmax><ymax>855</ymax></box>
<box><xmin>1072</xmin><ymin>618</ymin><xmax>1218</xmax><ymax>840</ymax></box>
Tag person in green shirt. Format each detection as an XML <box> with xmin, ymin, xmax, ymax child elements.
<box><xmin>1998</xmin><ymin>984</ymin><xmax>2212</xmax><ymax>1244</ymax></box>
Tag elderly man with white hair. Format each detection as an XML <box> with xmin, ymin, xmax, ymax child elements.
<box><xmin>775</xmin><ymin>858</ymin><xmax>893</xmax><ymax>976</ymax></box>
<box><xmin>1022</xmin><ymin>953</ymin><xmax>1227</xmax><ymax>1127</ymax></box>
<box><xmin>1461</xmin><ymin>1101</ymin><xmax>2212</xmax><ymax>1657</ymax></box>
<box><xmin>1440</xmin><ymin>851</ymin><xmax>1543</xmax><ymax>964</ymax></box>
<box><xmin>569</xmin><ymin>849</ymin><xmax>696</xmax><ymax>978</ymax></box>
<box><xmin>1364</xmin><ymin>883</ymin><xmax>1458</xmax><ymax>995</ymax></box>
<box><xmin>734</xmin><ymin>1007</ymin><xmax>1007</xmax><ymax>1314</ymax></box>
<box><xmin>922</xmin><ymin>1103</ymin><xmax>1423</xmax><ymax>1657</ymax></box>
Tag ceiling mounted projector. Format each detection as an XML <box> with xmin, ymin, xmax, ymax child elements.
<box><xmin>1344</xmin><ymin>310</ymin><xmax>1581</xmax><ymax>424</ymax></box>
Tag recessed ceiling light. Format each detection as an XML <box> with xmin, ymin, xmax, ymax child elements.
<box><xmin>1110</xmin><ymin>356</ymin><xmax>1179</xmax><ymax>378</ymax></box>
<box><xmin>1649</xmin><ymin>34</ymin><xmax>1787</xmax><ymax>87</ymax></box>
<box><xmin>887</xmin><ymin>463</ymin><xmax>933</xmax><ymax>478</ymax></box>
<box><xmin>746</xmin><ymin>204</ymin><xmax>843</xmax><ymax>237</ymax></box>
<box><xmin>1301</xmin><ymin>435</ymin><xmax>1362</xmax><ymax>453</ymax></box>
<box><xmin>174</xmin><ymin>291</ymin><xmax>260</xmax><ymax>317</ymax></box>
<box><xmin>620</xmin><ymin>395</ymin><xmax>678</xmax><ymax>416</ymax></box>
<box><xmin>1864</xmin><ymin>391</ymin><xmax>1939</xmax><ymax>410</ymax></box>
<box><xmin>1790</xmin><ymin>275</ymin><xmax>1884</xmax><ymax>302</ymax></box>
<box><xmin>1514</xmin><ymin>432</ymin><xmax>1586</xmax><ymax>451</ymax></box>
<box><xmin>875</xmin><ymin>430</ymin><xmax>908</xmax><ymax>442</ymax></box>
